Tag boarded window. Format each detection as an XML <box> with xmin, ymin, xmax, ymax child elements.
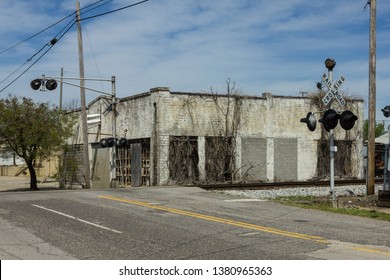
<box><xmin>116</xmin><ymin>139</ymin><xmax>150</xmax><ymax>186</ymax></box>
<box><xmin>241</xmin><ymin>138</ymin><xmax>267</xmax><ymax>181</ymax></box>
<box><xmin>205</xmin><ymin>136</ymin><xmax>234</xmax><ymax>182</ymax></box>
<box><xmin>274</xmin><ymin>138</ymin><xmax>298</xmax><ymax>181</ymax></box>
<box><xmin>169</xmin><ymin>136</ymin><xmax>199</xmax><ymax>183</ymax></box>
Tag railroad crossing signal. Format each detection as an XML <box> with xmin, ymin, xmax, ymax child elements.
<box><xmin>321</xmin><ymin>74</ymin><xmax>346</xmax><ymax>107</ymax></box>
<box><xmin>302</xmin><ymin>60</ymin><xmax>357</xmax><ymax>132</ymax></box>
<box><xmin>382</xmin><ymin>106</ymin><xmax>390</xmax><ymax>118</ymax></box>
<box><xmin>100</xmin><ymin>137</ymin><xmax>116</xmax><ymax>148</ymax></box>
<box><xmin>300</xmin><ymin>112</ymin><xmax>317</xmax><ymax>131</ymax></box>
<box><xmin>339</xmin><ymin>110</ymin><xmax>358</xmax><ymax>130</ymax></box>
<box><xmin>319</xmin><ymin>109</ymin><xmax>339</xmax><ymax>132</ymax></box>
<box><xmin>30</xmin><ymin>78</ymin><xmax>58</xmax><ymax>91</ymax></box>
<box><xmin>301</xmin><ymin>109</ymin><xmax>358</xmax><ymax>132</ymax></box>
<box><xmin>99</xmin><ymin>137</ymin><xmax>128</xmax><ymax>148</ymax></box>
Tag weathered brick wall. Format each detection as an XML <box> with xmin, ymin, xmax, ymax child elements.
<box><xmin>71</xmin><ymin>88</ymin><xmax>364</xmax><ymax>185</ymax></box>
<box><xmin>151</xmin><ymin>91</ymin><xmax>364</xmax><ymax>182</ymax></box>
<box><xmin>83</xmin><ymin>94</ymin><xmax>154</xmax><ymax>142</ymax></box>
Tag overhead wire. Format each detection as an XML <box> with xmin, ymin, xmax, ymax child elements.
<box><xmin>0</xmin><ymin>0</ymin><xmax>106</xmax><ymax>91</ymax></box>
<box><xmin>80</xmin><ymin>0</ymin><xmax>150</xmax><ymax>21</ymax></box>
<box><xmin>0</xmin><ymin>0</ymin><xmax>152</xmax><ymax>93</ymax></box>
<box><xmin>0</xmin><ymin>15</ymin><xmax>76</xmax><ymax>84</ymax></box>
<box><xmin>84</xmin><ymin>24</ymin><xmax>107</xmax><ymax>93</ymax></box>
<box><xmin>0</xmin><ymin>17</ymin><xmax>77</xmax><ymax>93</ymax></box>
<box><xmin>81</xmin><ymin>0</ymin><xmax>114</xmax><ymax>16</ymax></box>
<box><xmin>0</xmin><ymin>12</ymin><xmax>76</xmax><ymax>56</ymax></box>
<box><xmin>81</xmin><ymin>0</ymin><xmax>108</xmax><ymax>10</ymax></box>
<box><xmin>0</xmin><ymin>0</ymin><xmax>107</xmax><ymax>56</ymax></box>
<box><xmin>0</xmin><ymin>44</ymin><xmax>49</xmax><ymax>85</ymax></box>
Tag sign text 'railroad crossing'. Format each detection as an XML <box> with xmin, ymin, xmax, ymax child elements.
<box><xmin>321</xmin><ymin>74</ymin><xmax>346</xmax><ymax>107</ymax></box>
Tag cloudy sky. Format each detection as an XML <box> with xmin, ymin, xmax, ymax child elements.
<box><xmin>0</xmin><ymin>0</ymin><xmax>389</xmax><ymax>120</ymax></box>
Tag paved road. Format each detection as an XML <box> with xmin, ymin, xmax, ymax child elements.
<box><xmin>1</xmin><ymin>184</ymin><xmax>390</xmax><ymax>260</ymax></box>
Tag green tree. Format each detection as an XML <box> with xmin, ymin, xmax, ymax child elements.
<box><xmin>363</xmin><ymin>119</ymin><xmax>385</xmax><ymax>141</ymax></box>
<box><xmin>0</xmin><ymin>96</ymin><xmax>75</xmax><ymax>190</ymax></box>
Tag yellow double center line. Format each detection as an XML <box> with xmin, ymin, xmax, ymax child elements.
<box><xmin>99</xmin><ymin>195</ymin><xmax>329</xmax><ymax>244</ymax></box>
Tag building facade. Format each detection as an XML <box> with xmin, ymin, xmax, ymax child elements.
<box><xmin>0</xmin><ymin>148</ymin><xmax>57</xmax><ymax>178</ymax></box>
<box><xmin>63</xmin><ymin>87</ymin><xmax>364</xmax><ymax>188</ymax></box>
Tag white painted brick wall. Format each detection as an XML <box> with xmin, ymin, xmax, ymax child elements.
<box><xmin>78</xmin><ymin>89</ymin><xmax>364</xmax><ymax>185</ymax></box>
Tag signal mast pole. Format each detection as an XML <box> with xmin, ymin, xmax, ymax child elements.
<box><xmin>324</xmin><ymin>59</ymin><xmax>336</xmax><ymax>202</ymax></box>
<box><xmin>327</xmin><ymin>69</ymin><xmax>336</xmax><ymax>201</ymax></box>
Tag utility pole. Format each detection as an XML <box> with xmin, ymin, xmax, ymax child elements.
<box><xmin>76</xmin><ymin>2</ymin><xmax>91</xmax><ymax>189</ymax></box>
<box><xmin>367</xmin><ymin>0</ymin><xmax>376</xmax><ymax>195</ymax></box>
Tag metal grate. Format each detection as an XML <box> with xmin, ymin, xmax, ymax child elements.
<box><xmin>116</xmin><ymin>139</ymin><xmax>150</xmax><ymax>186</ymax></box>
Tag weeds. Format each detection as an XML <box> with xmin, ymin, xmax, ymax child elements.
<box><xmin>273</xmin><ymin>195</ymin><xmax>390</xmax><ymax>222</ymax></box>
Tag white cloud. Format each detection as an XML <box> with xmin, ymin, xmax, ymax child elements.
<box><xmin>0</xmin><ymin>0</ymin><xmax>389</xmax><ymax>118</ymax></box>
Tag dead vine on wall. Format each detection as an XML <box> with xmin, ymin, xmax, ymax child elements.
<box><xmin>168</xmin><ymin>136</ymin><xmax>199</xmax><ymax>183</ymax></box>
<box><xmin>205</xmin><ymin>136</ymin><xmax>234</xmax><ymax>182</ymax></box>
<box><xmin>207</xmin><ymin>79</ymin><xmax>243</xmax><ymax>183</ymax></box>
<box><xmin>168</xmin><ymin>79</ymin><xmax>244</xmax><ymax>184</ymax></box>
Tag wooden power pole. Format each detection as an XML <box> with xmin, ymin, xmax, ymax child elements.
<box><xmin>367</xmin><ymin>0</ymin><xmax>376</xmax><ymax>195</ymax></box>
<box><xmin>76</xmin><ymin>2</ymin><xmax>91</xmax><ymax>189</ymax></box>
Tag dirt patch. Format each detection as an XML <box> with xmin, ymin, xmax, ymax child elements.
<box><xmin>311</xmin><ymin>194</ymin><xmax>390</xmax><ymax>214</ymax></box>
<box><xmin>334</xmin><ymin>195</ymin><xmax>379</xmax><ymax>209</ymax></box>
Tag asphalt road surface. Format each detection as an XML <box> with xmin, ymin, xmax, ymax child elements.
<box><xmin>1</xmin><ymin>185</ymin><xmax>390</xmax><ymax>260</ymax></box>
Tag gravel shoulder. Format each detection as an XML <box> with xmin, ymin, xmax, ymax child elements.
<box><xmin>219</xmin><ymin>184</ymin><xmax>390</xmax><ymax>214</ymax></box>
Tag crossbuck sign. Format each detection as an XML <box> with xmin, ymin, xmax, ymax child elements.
<box><xmin>321</xmin><ymin>73</ymin><xmax>346</xmax><ymax>107</ymax></box>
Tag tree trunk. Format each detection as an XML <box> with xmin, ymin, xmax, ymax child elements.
<box><xmin>26</xmin><ymin>160</ymin><xmax>39</xmax><ymax>190</ymax></box>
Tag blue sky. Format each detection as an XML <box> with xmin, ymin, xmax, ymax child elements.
<box><xmin>0</xmin><ymin>0</ymin><xmax>389</xmax><ymax>121</ymax></box>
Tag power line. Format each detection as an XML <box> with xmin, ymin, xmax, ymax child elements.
<box><xmin>0</xmin><ymin>0</ymin><xmax>107</xmax><ymax>55</ymax></box>
<box><xmin>53</xmin><ymin>15</ymin><xmax>78</xmax><ymax>39</ymax></box>
<box><xmin>0</xmin><ymin>20</ymin><xmax>76</xmax><ymax>93</ymax></box>
<box><xmin>81</xmin><ymin>0</ymin><xmax>114</xmax><ymax>16</ymax></box>
<box><xmin>0</xmin><ymin>12</ymin><xmax>76</xmax><ymax>56</ymax></box>
<box><xmin>0</xmin><ymin>0</ymin><xmax>151</xmax><ymax>93</ymax></box>
<box><xmin>0</xmin><ymin>44</ymin><xmax>48</xmax><ymax>85</ymax></box>
<box><xmin>0</xmin><ymin>15</ymin><xmax>76</xmax><ymax>85</ymax></box>
<box><xmin>84</xmin><ymin>24</ymin><xmax>107</xmax><ymax>93</ymax></box>
<box><xmin>82</xmin><ymin>0</ymin><xmax>108</xmax><ymax>10</ymax></box>
<box><xmin>0</xmin><ymin>0</ymin><xmax>149</xmax><ymax>57</ymax></box>
<box><xmin>81</xmin><ymin>0</ymin><xmax>150</xmax><ymax>21</ymax></box>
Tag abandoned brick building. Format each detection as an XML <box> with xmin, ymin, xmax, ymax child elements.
<box><xmin>62</xmin><ymin>87</ymin><xmax>364</xmax><ymax>188</ymax></box>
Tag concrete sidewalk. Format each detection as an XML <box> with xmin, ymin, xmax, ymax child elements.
<box><xmin>0</xmin><ymin>176</ymin><xmax>60</xmax><ymax>192</ymax></box>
